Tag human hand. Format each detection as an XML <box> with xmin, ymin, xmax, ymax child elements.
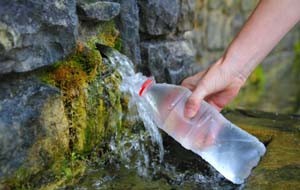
<box><xmin>181</xmin><ymin>58</ymin><xmax>246</xmax><ymax>118</ymax></box>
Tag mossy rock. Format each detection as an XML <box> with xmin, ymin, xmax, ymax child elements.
<box><xmin>0</xmin><ymin>76</ymin><xmax>69</xmax><ymax>189</ymax></box>
<box><xmin>1</xmin><ymin>21</ymin><xmax>127</xmax><ymax>189</ymax></box>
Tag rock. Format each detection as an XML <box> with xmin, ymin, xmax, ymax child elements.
<box><xmin>206</xmin><ymin>10</ymin><xmax>227</xmax><ymax>50</ymax></box>
<box><xmin>77</xmin><ymin>1</ymin><xmax>120</xmax><ymax>22</ymax></box>
<box><xmin>140</xmin><ymin>40</ymin><xmax>196</xmax><ymax>84</ymax></box>
<box><xmin>200</xmin><ymin>50</ymin><xmax>223</xmax><ymax>68</ymax></box>
<box><xmin>138</xmin><ymin>0</ymin><xmax>180</xmax><ymax>35</ymax></box>
<box><xmin>208</xmin><ymin>0</ymin><xmax>223</xmax><ymax>10</ymax></box>
<box><xmin>177</xmin><ymin>0</ymin><xmax>196</xmax><ymax>32</ymax></box>
<box><xmin>241</xmin><ymin>0</ymin><xmax>258</xmax><ymax>12</ymax></box>
<box><xmin>0</xmin><ymin>0</ymin><xmax>78</xmax><ymax>74</ymax></box>
<box><xmin>231</xmin><ymin>13</ymin><xmax>245</xmax><ymax>36</ymax></box>
<box><xmin>114</xmin><ymin>0</ymin><xmax>142</xmax><ymax>65</ymax></box>
<box><xmin>0</xmin><ymin>75</ymin><xmax>68</xmax><ymax>181</ymax></box>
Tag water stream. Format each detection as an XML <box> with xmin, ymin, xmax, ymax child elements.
<box><xmin>106</xmin><ymin>48</ymin><xmax>165</xmax><ymax>162</ymax></box>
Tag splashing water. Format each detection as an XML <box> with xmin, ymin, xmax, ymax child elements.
<box><xmin>105</xmin><ymin>49</ymin><xmax>164</xmax><ymax>162</ymax></box>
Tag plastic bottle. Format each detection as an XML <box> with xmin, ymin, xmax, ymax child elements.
<box><xmin>138</xmin><ymin>78</ymin><xmax>266</xmax><ymax>184</ymax></box>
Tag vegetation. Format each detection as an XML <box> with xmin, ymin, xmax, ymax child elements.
<box><xmin>227</xmin><ymin>65</ymin><xmax>266</xmax><ymax>109</ymax></box>
<box><xmin>293</xmin><ymin>40</ymin><xmax>300</xmax><ymax>113</ymax></box>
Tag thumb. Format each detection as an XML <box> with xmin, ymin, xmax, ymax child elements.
<box><xmin>184</xmin><ymin>83</ymin><xmax>208</xmax><ymax>118</ymax></box>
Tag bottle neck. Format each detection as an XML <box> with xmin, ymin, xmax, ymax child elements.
<box><xmin>139</xmin><ymin>78</ymin><xmax>154</xmax><ymax>96</ymax></box>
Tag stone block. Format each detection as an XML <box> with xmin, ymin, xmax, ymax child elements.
<box><xmin>0</xmin><ymin>0</ymin><xmax>78</xmax><ymax>74</ymax></box>
<box><xmin>241</xmin><ymin>0</ymin><xmax>258</xmax><ymax>12</ymax></box>
<box><xmin>0</xmin><ymin>75</ymin><xmax>68</xmax><ymax>180</ymax></box>
<box><xmin>208</xmin><ymin>0</ymin><xmax>223</xmax><ymax>10</ymax></box>
<box><xmin>177</xmin><ymin>0</ymin><xmax>196</xmax><ymax>32</ymax></box>
<box><xmin>206</xmin><ymin>11</ymin><xmax>227</xmax><ymax>50</ymax></box>
<box><xmin>115</xmin><ymin>0</ymin><xmax>141</xmax><ymax>65</ymax></box>
<box><xmin>140</xmin><ymin>40</ymin><xmax>196</xmax><ymax>84</ymax></box>
<box><xmin>138</xmin><ymin>0</ymin><xmax>180</xmax><ymax>35</ymax></box>
<box><xmin>77</xmin><ymin>1</ymin><xmax>120</xmax><ymax>22</ymax></box>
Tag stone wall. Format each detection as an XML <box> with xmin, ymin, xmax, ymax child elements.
<box><xmin>115</xmin><ymin>0</ymin><xmax>300</xmax><ymax>87</ymax></box>
<box><xmin>186</xmin><ymin>0</ymin><xmax>300</xmax><ymax>68</ymax></box>
<box><xmin>184</xmin><ymin>0</ymin><xmax>300</xmax><ymax>113</ymax></box>
<box><xmin>113</xmin><ymin>0</ymin><xmax>300</xmax><ymax>112</ymax></box>
<box><xmin>168</xmin><ymin>0</ymin><xmax>299</xmax><ymax>113</ymax></box>
<box><xmin>113</xmin><ymin>0</ymin><xmax>199</xmax><ymax>84</ymax></box>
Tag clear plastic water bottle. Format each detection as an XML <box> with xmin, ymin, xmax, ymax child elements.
<box><xmin>138</xmin><ymin>78</ymin><xmax>266</xmax><ymax>184</ymax></box>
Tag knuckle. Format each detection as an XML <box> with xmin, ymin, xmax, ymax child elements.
<box><xmin>187</xmin><ymin>97</ymin><xmax>200</xmax><ymax>109</ymax></box>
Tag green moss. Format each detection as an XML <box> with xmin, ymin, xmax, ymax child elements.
<box><xmin>293</xmin><ymin>41</ymin><xmax>300</xmax><ymax>112</ymax></box>
<box><xmin>227</xmin><ymin>65</ymin><xmax>266</xmax><ymax>109</ymax></box>
<box><xmin>293</xmin><ymin>40</ymin><xmax>300</xmax><ymax>74</ymax></box>
<box><xmin>7</xmin><ymin>22</ymin><xmax>126</xmax><ymax>189</ymax></box>
<box><xmin>87</xmin><ymin>21</ymin><xmax>120</xmax><ymax>48</ymax></box>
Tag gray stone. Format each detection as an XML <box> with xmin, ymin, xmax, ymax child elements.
<box><xmin>177</xmin><ymin>0</ymin><xmax>196</xmax><ymax>32</ymax></box>
<box><xmin>200</xmin><ymin>51</ymin><xmax>223</xmax><ymax>68</ymax></box>
<box><xmin>241</xmin><ymin>0</ymin><xmax>258</xmax><ymax>12</ymax></box>
<box><xmin>206</xmin><ymin>11</ymin><xmax>227</xmax><ymax>50</ymax></box>
<box><xmin>77</xmin><ymin>1</ymin><xmax>120</xmax><ymax>22</ymax></box>
<box><xmin>114</xmin><ymin>0</ymin><xmax>141</xmax><ymax>65</ymax></box>
<box><xmin>0</xmin><ymin>75</ymin><xmax>68</xmax><ymax>180</ymax></box>
<box><xmin>140</xmin><ymin>40</ymin><xmax>196</xmax><ymax>84</ymax></box>
<box><xmin>138</xmin><ymin>0</ymin><xmax>180</xmax><ymax>35</ymax></box>
<box><xmin>231</xmin><ymin>13</ymin><xmax>245</xmax><ymax>36</ymax></box>
<box><xmin>184</xmin><ymin>29</ymin><xmax>204</xmax><ymax>59</ymax></box>
<box><xmin>208</xmin><ymin>0</ymin><xmax>223</xmax><ymax>10</ymax></box>
<box><xmin>0</xmin><ymin>0</ymin><xmax>78</xmax><ymax>74</ymax></box>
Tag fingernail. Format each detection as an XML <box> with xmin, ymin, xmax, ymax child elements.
<box><xmin>184</xmin><ymin>108</ymin><xmax>195</xmax><ymax>118</ymax></box>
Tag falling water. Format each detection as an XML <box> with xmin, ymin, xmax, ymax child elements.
<box><xmin>65</xmin><ymin>47</ymin><xmax>240</xmax><ymax>189</ymax></box>
<box><xmin>105</xmin><ymin>48</ymin><xmax>164</xmax><ymax>162</ymax></box>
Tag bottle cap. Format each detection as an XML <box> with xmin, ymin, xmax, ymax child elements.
<box><xmin>139</xmin><ymin>78</ymin><xmax>154</xmax><ymax>96</ymax></box>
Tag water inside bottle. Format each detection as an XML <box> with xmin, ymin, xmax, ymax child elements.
<box><xmin>157</xmin><ymin>88</ymin><xmax>266</xmax><ymax>184</ymax></box>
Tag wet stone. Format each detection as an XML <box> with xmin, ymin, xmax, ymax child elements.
<box><xmin>115</xmin><ymin>0</ymin><xmax>141</xmax><ymax>65</ymax></box>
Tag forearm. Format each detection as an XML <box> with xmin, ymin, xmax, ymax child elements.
<box><xmin>222</xmin><ymin>0</ymin><xmax>300</xmax><ymax>80</ymax></box>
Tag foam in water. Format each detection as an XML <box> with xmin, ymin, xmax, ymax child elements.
<box><xmin>106</xmin><ymin>50</ymin><xmax>164</xmax><ymax>161</ymax></box>
<box><xmin>105</xmin><ymin>48</ymin><xmax>265</xmax><ymax>184</ymax></box>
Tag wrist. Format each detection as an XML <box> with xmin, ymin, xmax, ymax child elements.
<box><xmin>221</xmin><ymin>46</ymin><xmax>259</xmax><ymax>83</ymax></box>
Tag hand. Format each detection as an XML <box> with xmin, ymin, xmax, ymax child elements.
<box><xmin>181</xmin><ymin>58</ymin><xmax>246</xmax><ymax>118</ymax></box>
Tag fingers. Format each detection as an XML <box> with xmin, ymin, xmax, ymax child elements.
<box><xmin>181</xmin><ymin>70</ymin><xmax>207</xmax><ymax>91</ymax></box>
<box><xmin>183</xmin><ymin>60</ymin><xmax>223</xmax><ymax>118</ymax></box>
<box><xmin>184</xmin><ymin>81</ymin><xmax>208</xmax><ymax>118</ymax></box>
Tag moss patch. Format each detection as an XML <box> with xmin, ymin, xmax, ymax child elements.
<box><xmin>5</xmin><ymin>22</ymin><xmax>126</xmax><ymax>189</ymax></box>
<box><xmin>293</xmin><ymin>41</ymin><xmax>300</xmax><ymax>113</ymax></box>
<box><xmin>227</xmin><ymin>65</ymin><xmax>266</xmax><ymax>109</ymax></box>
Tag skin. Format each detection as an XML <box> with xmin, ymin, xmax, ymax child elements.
<box><xmin>182</xmin><ymin>0</ymin><xmax>300</xmax><ymax>118</ymax></box>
